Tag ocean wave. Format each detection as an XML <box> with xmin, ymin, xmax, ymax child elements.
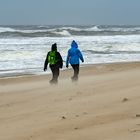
<box><xmin>0</xmin><ymin>31</ymin><xmax>71</xmax><ymax>38</ymax></box>
<box><xmin>59</xmin><ymin>26</ymin><xmax>101</xmax><ymax>32</ymax></box>
<box><xmin>0</xmin><ymin>25</ymin><xmax>140</xmax><ymax>38</ymax></box>
<box><xmin>52</xmin><ymin>30</ymin><xmax>72</xmax><ymax>36</ymax></box>
<box><xmin>83</xmin><ymin>50</ymin><xmax>140</xmax><ymax>54</ymax></box>
<box><xmin>0</xmin><ymin>27</ymin><xmax>16</xmax><ymax>33</ymax></box>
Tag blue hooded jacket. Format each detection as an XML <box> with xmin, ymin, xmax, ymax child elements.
<box><xmin>66</xmin><ymin>40</ymin><xmax>84</xmax><ymax>66</ymax></box>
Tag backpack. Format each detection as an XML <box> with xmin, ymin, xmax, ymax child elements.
<box><xmin>48</xmin><ymin>51</ymin><xmax>58</xmax><ymax>65</ymax></box>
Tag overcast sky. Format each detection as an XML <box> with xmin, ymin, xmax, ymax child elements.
<box><xmin>0</xmin><ymin>0</ymin><xmax>140</xmax><ymax>25</ymax></box>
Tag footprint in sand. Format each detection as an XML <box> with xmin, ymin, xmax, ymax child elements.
<box><xmin>69</xmin><ymin>97</ymin><xmax>72</xmax><ymax>101</ymax></box>
<box><xmin>74</xmin><ymin>127</ymin><xmax>79</xmax><ymax>130</ymax></box>
<box><xmin>61</xmin><ymin>116</ymin><xmax>66</xmax><ymax>119</ymax></box>
<box><xmin>122</xmin><ymin>98</ymin><xmax>128</xmax><ymax>102</ymax></box>
<box><xmin>83</xmin><ymin>112</ymin><xmax>88</xmax><ymax>115</ymax></box>
<box><xmin>130</xmin><ymin>129</ymin><xmax>140</xmax><ymax>133</ymax></box>
<box><xmin>136</xmin><ymin>114</ymin><xmax>140</xmax><ymax>117</ymax></box>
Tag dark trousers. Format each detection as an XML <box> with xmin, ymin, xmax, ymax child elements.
<box><xmin>50</xmin><ymin>64</ymin><xmax>60</xmax><ymax>83</ymax></box>
<box><xmin>71</xmin><ymin>64</ymin><xmax>79</xmax><ymax>80</ymax></box>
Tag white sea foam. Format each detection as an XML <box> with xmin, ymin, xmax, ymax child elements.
<box><xmin>0</xmin><ymin>27</ymin><xmax>16</xmax><ymax>33</ymax></box>
<box><xmin>53</xmin><ymin>30</ymin><xmax>72</xmax><ymax>36</ymax></box>
<box><xmin>84</xmin><ymin>26</ymin><xmax>101</xmax><ymax>31</ymax></box>
<box><xmin>60</xmin><ymin>26</ymin><xmax>101</xmax><ymax>32</ymax></box>
<box><xmin>0</xmin><ymin>25</ymin><xmax>140</xmax><ymax>77</ymax></box>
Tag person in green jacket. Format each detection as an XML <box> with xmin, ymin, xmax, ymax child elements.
<box><xmin>44</xmin><ymin>43</ymin><xmax>63</xmax><ymax>84</ymax></box>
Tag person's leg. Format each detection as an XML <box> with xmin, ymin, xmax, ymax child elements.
<box><xmin>71</xmin><ymin>65</ymin><xmax>75</xmax><ymax>79</ymax></box>
<box><xmin>49</xmin><ymin>65</ymin><xmax>55</xmax><ymax>83</ymax></box>
<box><xmin>75</xmin><ymin>64</ymin><xmax>79</xmax><ymax>79</ymax></box>
<box><xmin>71</xmin><ymin>64</ymin><xmax>79</xmax><ymax>81</ymax></box>
<box><xmin>50</xmin><ymin>64</ymin><xmax>59</xmax><ymax>84</ymax></box>
<box><xmin>53</xmin><ymin>65</ymin><xmax>59</xmax><ymax>83</ymax></box>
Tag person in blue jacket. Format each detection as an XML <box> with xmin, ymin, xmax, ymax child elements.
<box><xmin>66</xmin><ymin>40</ymin><xmax>84</xmax><ymax>81</ymax></box>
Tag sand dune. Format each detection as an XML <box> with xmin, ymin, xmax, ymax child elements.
<box><xmin>0</xmin><ymin>62</ymin><xmax>140</xmax><ymax>140</ymax></box>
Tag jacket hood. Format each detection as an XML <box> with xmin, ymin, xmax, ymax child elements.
<box><xmin>51</xmin><ymin>43</ymin><xmax>57</xmax><ymax>51</ymax></box>
<box><xmin>71</xmin><ymin>40</ymin><xmax>78</xmax><ymax>48</ymax></box>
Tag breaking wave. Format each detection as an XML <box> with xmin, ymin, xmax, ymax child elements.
<box><xmin>0</xmin><ymin>25</ymin><xmax>140</xmax><ymax>38</ymax></box>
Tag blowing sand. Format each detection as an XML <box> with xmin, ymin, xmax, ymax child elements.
<box><xmin>0</xmin><ymin>62</ymin><xmax>140</xmax><ymax>140</ymax></box>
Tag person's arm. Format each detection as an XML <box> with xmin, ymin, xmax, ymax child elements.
<box><xmin>77</xmin><ymin>49</ymin><xmax>84</xmax><ymax>62</ymax></box>
<box><xmin>57</xmin><ymin>52</ymin><xmax>63</xmax><ymax>68</ymax></box>
<box><xmin>44</xmin><ymin>53</ymin><xmax>49</xmax><ymax>71</ymax></box>
<box><xmin>66</xmin><ymin>51</ymin><xmax>70</xmax><ymax>68</ymax></box>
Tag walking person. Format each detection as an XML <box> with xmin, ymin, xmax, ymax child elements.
<box><xmin>66</xmin><ymin>40</ymin><xmax>84</xmax><ymax>81</ymax></box>
<box><xmin>44</xmin><ymin>43</ymin><xmax>63</xmax><ymax>84</ymax></box>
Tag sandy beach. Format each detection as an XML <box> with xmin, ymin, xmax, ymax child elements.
<box><xmin>0</xmin><ymin>62</ymin><xmax>140</xmax><ymax>140</ymax></box>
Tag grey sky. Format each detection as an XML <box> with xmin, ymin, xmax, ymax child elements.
<box><xmin>0</xmin><ymin>0</ymin><xmax>140</xmax><ymax>25</ymax></box>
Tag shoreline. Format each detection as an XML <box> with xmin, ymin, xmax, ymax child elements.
<box><xmin>0</xmin><ymin>61</ymin><xmax>140</xmax><ymax>79</ymax></box>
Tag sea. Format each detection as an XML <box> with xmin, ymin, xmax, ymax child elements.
<box><xmin>0</xmin><ymin>25</ymin><xmax>140</xmax><ymax>77</ymax></box>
